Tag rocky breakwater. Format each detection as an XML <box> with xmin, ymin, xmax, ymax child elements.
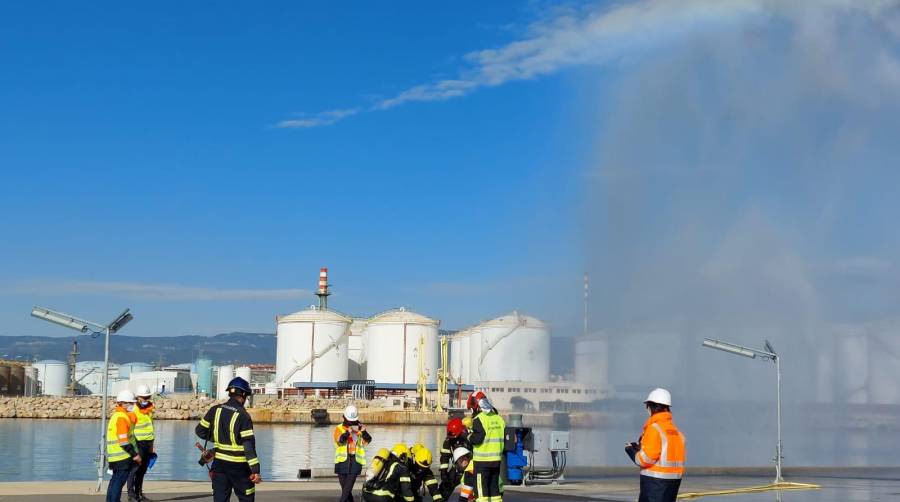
<box><xmin>0</xmin><ymin>395</ymin><xmax>217</xmax><ymax>419</ymax></box>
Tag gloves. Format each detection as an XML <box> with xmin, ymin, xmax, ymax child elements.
<box><xmin>625</xmin><ymin>442</ymin><xmax>639</xmax><ymax>463</ymax></box>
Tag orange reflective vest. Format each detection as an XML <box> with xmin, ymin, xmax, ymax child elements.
<box><xmin>635</xmin><ymin>411</ymin><xmax>685</xmax><ymax>480</ymax></box>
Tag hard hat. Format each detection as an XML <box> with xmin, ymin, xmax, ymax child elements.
<box><xmin>227</xmin><ymin>377</ymin><xmax>252</xmax><ymax>396</ymax></box>
<box><xmin>410</xmin><ymin>443</ymin><xmax>425</xmax><ymax>456</ymax></box>
<box><xmin>447</xmin><ymin>418</ymin><xmax>465</xmax><ymax>437</ymax></box>
<box><xmin>413</xmin><ymin>446</ymin><xmax>433</xmax><ymax>468</ymax></box>
<box><xmin>644</xmin><ymin>388</ymin><xmax>672</xmax><ymax>407</ymax></box>
<box><xmin>467</xmin><ymin>390</ymin><xmax>486</xmax><ymax>410</ymax></box>
<box><xmin>452</xmin><ymin>447</ymin><xmax>472</xmax><ymax>463</ymax></box>
<box><xmin>135</xmin><ymin>384</ymin><xmax>152</xmax><ymax>398</ymax></box>
<box><xmin>390</xmin><ymin>443</ymin><xmax>410</xmax><ymax>460</ymax></box>
<box><xmin>116</xmin><ymin>389</ymin><xmax>137</xmax><ymax>403</ymax></box>
<box><xmin>344</xmin><ymin>404</ymin><xmax>359</xmax><ymax>422</ymax></box>
<box><xmin>461</xmin><ymin>417</ymin><xmax>473</xmax><ymax>429</ymax></box>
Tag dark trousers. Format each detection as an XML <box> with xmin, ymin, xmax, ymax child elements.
<box><xmin>338</xmin><ymin>473</ymin><xmax>358</xmax><ymax>502</ymax></box>
<box><xmin>107</xmin><ymin>461</ymin><xmax>132</xmax><ymax>502</ymax></box>
<box><xmin>127</xmin><ymin>440</ymin><xmax>154</xmax><ymax>498</ymax></box>
<box><xmin>212</xmin><ymin>464</ymin><xmax>255</xmax><ymax>502</ymax></box>
<box><xmin>638</xmin><ymin>475</ymin><xmax>682</xmax><ymax>502</ymax></box>
<box><xmin>472</xmin><ymin>465</ymin><xmax>502</xmax><ymax>501</ymax></box>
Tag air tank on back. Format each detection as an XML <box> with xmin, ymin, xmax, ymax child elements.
<box><xmin>365</xmin><ymin>308</ymin><xmax>440</xmax><ymax>384</ymax></box>
<box><xmin>468</xmin><ymin>311</ymin><xmax>550</xmax><ymax>383</ymax></box>
<box><xmin>34</xmin><ymin>360</ymin><xmax>68</xmax><ymax>396</ymax></box>
<box><xmin>275</xmin><ymin>308</ymin><xmax>351</xmax><ymax>387</ymax></box>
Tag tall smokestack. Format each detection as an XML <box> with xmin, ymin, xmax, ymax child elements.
<box><xmin>316</xmin><ymin>267</ymin><xmax>330</xmax><ymax>309</ymax></box>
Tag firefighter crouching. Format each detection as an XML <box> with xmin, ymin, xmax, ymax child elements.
<box><xmin>408</xmin><ymin>444</ymin><xmax>442</xmax><ymax>502</ymax></box>
<box><xmin>196</xmin><ymin>377</ymin><xmax>261</xmax><ymax>502</ymax></box>
<box><xmin>363</xmin><ymin>443</ymin><xmax>414</xmax><ymax>502</ymax></box>
<box><xmin>439</xmin><ymin>418</ymin><xmax>470</xmax><ymax>499</ymax></box>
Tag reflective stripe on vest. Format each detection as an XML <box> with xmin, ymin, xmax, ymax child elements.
<box><xmin>638</xmin><ymin>417</ymin><xmax>685</xmax><ymax>480</ymax></box>
<box><xmin>472</xmin><ymin>412</ymin><xmax>505</xmax><ymax>463</ymax></box>
<box><xmin>213</xmin><ymin>406</ymin><xmax>248</xmax><ymax>464</ymax></box>
<box><xmin>333</xmin><ymin>425</ymin><xmax>367</xmax><ymax>466</ymax></box>
<box><xmin>133</xmin><ymin>408</ymin><xmax>154</xmax><ymax>441</ymax></box>
<box><xmin>106</xmin><ymin>411</ymin><xmax>136</xmax><ymax>463</ymax></box>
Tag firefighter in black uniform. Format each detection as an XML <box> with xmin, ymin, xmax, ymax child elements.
<box><xmin>408</xmin><ymin>444</ymin><xmax>442</xmax><ymax>501</ymax></box>
<box><xmin>439</xmin><ymin>418</ymin><xmax>470</xmax><ymax>499</ymax></box>
<box><xmin>363</xmin><ymin>444</ymin><xmax>414</xmax><ymax>502</ymax></box>
<box><xmin>196</xmin><ymin>377</ymin><xmax>261</xmax><ymax>502</ymax></box>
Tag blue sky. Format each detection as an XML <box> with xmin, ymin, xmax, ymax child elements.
<box><xmin>2</xmin><ymin>0</ymin><xmax>898</xmax><ymax>340</ymax></box>
<box><xmin>0</xmin><ymin>2</ymin><xmax>593</xmax><ymax>336</ymax></box>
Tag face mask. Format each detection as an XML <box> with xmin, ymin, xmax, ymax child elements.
<box><xmin>126</xmin><ymin>405</ymin><xmax>135</xmax><ymax>412</ymax></box>
<box><xmin>138</xmin><ymin>401</ymin><xmax>151</xmax><ymax>409</ymax></box>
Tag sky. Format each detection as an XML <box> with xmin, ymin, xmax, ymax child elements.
<box><xmin>1</xmin><ymin>0</ymin><xmax>898</xmax><ymax>355</ymax></box>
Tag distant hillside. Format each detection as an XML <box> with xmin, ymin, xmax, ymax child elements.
<box><xmin>0</xmin><ymin>332</ymin><xmax>275</xmax><ymax>366</ymax></box>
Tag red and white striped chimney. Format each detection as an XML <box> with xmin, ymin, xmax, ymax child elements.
<box><xmin>318</xmin><ymin>268</ymin><xmax>328</xmax><ymax>295</ymax></box>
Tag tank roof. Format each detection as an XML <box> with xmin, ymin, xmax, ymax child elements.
<box><xmin>278</xmin><ymin>308</ymin><xmax>352</xmax><ymax>324</ymax></box>
<box><xmin>368</xmin><ymin>307</ymin><xmax>440</xmax><ymax>326</ymax></box>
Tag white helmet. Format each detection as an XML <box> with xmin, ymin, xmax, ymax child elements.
<box><xmin>344</xmin><ymin>404</ymin><xmax>359</xmax><ymax>421</ymax></box>
<box><xmin>135</xmin><ymin>384</ymin><xmax>152</xmax><ymax>398</ymax></box>
<box><xmin>116</xmin><ymin>390</ymin><xmax>137</xmax><ymax>403</ymax></box>
<box><xmin>452</xmin><ymin>447</ymin><xmax>472</xmax><ymax>463</ymax></box>
<box><xmin>644</xmin><ymin>388</ymin><xmax>672</xmax><ymax>407</ymax></box>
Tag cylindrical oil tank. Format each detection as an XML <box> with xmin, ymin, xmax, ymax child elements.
<box><xmin>10</xmin><ymin>365</ymin><xmax>25</xmax><ymax>396</ymax></box>
<box><xmin>236</xmin><ymin>366</ymin><xmax>252</xmax><ymax>384</ymax></box>
<box><xmin>217</xmin><ymin>365</ymin><xmax>235</xmax><ymax>399</ymax></box>
<box><xmin>0</xmin><ymin>365</ymin><xmax>10</xmax><ymax>395</ymax></box>
<box><xmin>34</xmin><ymin>360</ymin><xmax>69</xmax><ymax>396</ymax></box>
<box><xmin>75</xmin><ymin>361</ymin><xmax>118</xmax><ymax>395</ymax></box>
<box><xmin>275</xmin><ymin>308</ymin><xmax>351</xmax><ymax>387</ymax></box>
<box><xmin>119</xmin><ymin>362</ymin><xmax>153</xmax><ymax>379</ymax></box>
<box><xmin>195</xmin><ymin>358</ymin><xmax>213</xmax><ymax>396</ymax></box>
<box><xmin>348</xmin><ymin>318</ymin><xmax>367</xmax><ymax>381</ymax></box>
<box><xmin>867</xmin><ymin>321</ymin><xmax>900</xmax><ymax>404</ymax></box>
<box><xmin>365</xmin><ymin>308</ymin><xmax>440</xmax><ymax>385</ymax></box>
<box><xmin>449</xmin><ymin>330</ymin><xmax>472</xmax><ymax>384</ymax></box>
<box><xmin>469</xmin><ymin>312</ymin><xmax>550</xmax><ymax>383</ymax></box>
<box><xmin>24</xmin><ymin>365</ymin><xmax>39</xmax><ymax>396</ymax></box>
<box><xmin>575</xmin><ymin>335</ymin><xmax>608</xmax><ymax>388</ymax></box>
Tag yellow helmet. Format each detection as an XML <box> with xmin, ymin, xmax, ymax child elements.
<box><xmin>413</xmin><ymin>446</ymin><xmax>433</xmax><ymax>468</ymax></box>
<box><xmin>370</xmin><ymin>448</ymin><xmax>391</xmax><ymax>477</ymax></box>
<box><xmin>391</xmin><ymin>443</ymin><xmax>410</xmax><ymax>460</ymax></box>
<box><xmin>462</xmin><ymin>417</ymin><xmax>473</xmax><ymax>429</ymax></box>
<box><xmin>409</xmin><ymin>443</ymin><xmax>425</xmax><ymax>458</ymax></box>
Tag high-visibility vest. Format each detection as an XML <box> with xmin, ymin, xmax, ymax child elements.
<box><xmin>472</xmin><ymin>412</ymin><xmax>505</xmax><ymax>463</ymax></box>
<box><xmin>133</xmin><ymin>406</ymin><xmax>154</xmax><ymax>441</ymax></box>
<box><xmin>635</xmin><ymin>411</ymin><xmax>686</xmax><ymax>480</ymax></box>
<box><xmin>333</xmin><ymin>424</ymin><xmax>367</xmax><ymax>465</ymax></box>
<box><xmin>106</xmin><ymin>410</ymin><xmax>136</xmax><ymax>463</ymax></box>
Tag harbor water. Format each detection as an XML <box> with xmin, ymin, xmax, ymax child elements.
<box><xmin>0</xmin><ymin>419</ymin><xmax>898</xmax><ymax>481</ymax></box>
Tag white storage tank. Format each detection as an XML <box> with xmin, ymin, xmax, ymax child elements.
<box><xmin>365</xmin><ymin>308</ymin><xmax>440</xmax><ymax>385</ymax></box>
<box><xmin>575</xmin><ymin>335</ymin><xmax>608</xmax><ymax>387</ymax></box>
<box><xmin>236</xmin><ymin>366</ymin><xmax>252</xmax><ymax>383</ymax></box>
<box><xmin>75</xmin><ymin>361</ymin><xmax>119</xmax><ymax>395</ymax></box>
<box><xmin>34</xmin><ymin>360</ymin><xmax>68</xmax><ymax>396</ymax></box>
<box><xmin>448</xmin><ymin>329</ymin><xmax>472</xmax><ymax>384</ymax></box>
<box><xmin>468</xmin><ymin>312</ymin><xmax>550</xmax><ymax>383</ymax></box>
<box><xmin>119</xmin><ymin>362</ymin><xmax>153</xmax><ymax>379</ymax></box>
<box><xmin>24</xmin><ymin>365</ymin><xmax>39</xmax><ymax>396</ymax></box>
<box><xmin>217</xmin><ymin>365</ymin><xmax>235</xmax><ymax>399</ymax></box>
<box><xmin>348</xmin><ymin>318</ymin><xmax>367</xmax><ymax>380</ymax></box>
<box><xmin>275</xmin><ymin>308</ymin><xmax>351</xmax><ymax>387</ymax></box>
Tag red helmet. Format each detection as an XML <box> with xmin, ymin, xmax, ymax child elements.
<box><xmin>466</xmin><ymin>391</ymin><xmax>486</xmax><ymax>410</ymax></box>
<box><xmin>447</xmin><ymin>418</ymin><xmax>465</xmax><ymax>437</ymax></box>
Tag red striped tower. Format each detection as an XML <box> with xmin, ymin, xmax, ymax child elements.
<box><xmin>316</xmin><ymin>267</ymin><xmax>330</xmax><ymax>309</ymax></box>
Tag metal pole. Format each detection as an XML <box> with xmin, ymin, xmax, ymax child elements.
<box><xmin>775</xmin><ymin>355</ymin><xmax>783</xmax><ymax>483</ymax></box>
<box><xmin>96</xmin><ymin>327</ymin><xmax>111</xmax><ymax>493</ymax></box>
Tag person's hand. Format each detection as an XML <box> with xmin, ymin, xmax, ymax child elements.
<box><xmin>249</xmin><ymin>473</ymin><xmax>262</xmax><ymax>484</ymax></box>
<box><xmin>358</xmin><ymin>424</ymin><xmax>366</xmax><ymax>432</ymax></box>
<box><xmin>133</xmin><ymin>454</ymin><xmax>142</xmax><ymax>464</ymax></box>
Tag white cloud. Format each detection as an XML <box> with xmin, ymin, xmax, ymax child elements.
<box><xmin>276</xmin><ymin>108</ymin><xmax>359</xmax><ymax>129</ymax></box>
<box><xmin>8</xmin><ymin>280</ymin><xmax>312</xmax><ymax>301</ymax></box>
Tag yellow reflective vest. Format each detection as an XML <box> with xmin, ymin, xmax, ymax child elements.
<box><xmin>333</xmin><ymin>424</ymin><xmax>367</xmax><ymax>466</ymax></box>
<box><xmin>106</xmin><ymin>409</ymin><xmax>137</xmax><ymax>463</ymax></box>
<box><xmin>472</xmin><ymin>412</ymin><xmax>505</xmax><ymax>464</ymax></box>
<box><xmin>133</xmin><ymin>404</ymin><xmax>155</xmax><ymax>441</ymax></box>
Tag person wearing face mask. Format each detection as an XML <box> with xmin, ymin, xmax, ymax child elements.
<box><xmin>127</xmin><ymin>385</ymin><xmax>156</xmax><ymax>501</ymax></box>
<box><xmin>466</xmin><ymin>391</ymin><xmax>505</xmax><ymax>502</ymax></box>
<box><xmin>624</xmin><ymin>388</ymin><xmax>686</xmax><ymax>502</ymax></box>
<box><xmin>196</xmin><ymin>377</ymin><xmax>261</xmax><ymax>501</ymax></box>
<box><xmin>334</xmin><ymin>404</ymin><xmax>372</xmax><ymax>502</ymax></box>
<box><xmin>106</xmin><ymin>390</ymin><xmax>141</xmax><ymax>502</ymax></box>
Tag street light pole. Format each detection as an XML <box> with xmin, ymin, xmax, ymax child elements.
<box><xmin>702</xmin><ymin>337</ymin><xmax>784</xmax><ymax>484</ymax></box>
<box><xmin>31</xmin><ymin>306</ymin><xmax>132</xmax><ymax>493</ymax></box>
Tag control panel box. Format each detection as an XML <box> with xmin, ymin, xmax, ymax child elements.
<box><xmin>549</xmin><ymin>431</ymin><xmax>569</xmax><ymax>452</ymax></box>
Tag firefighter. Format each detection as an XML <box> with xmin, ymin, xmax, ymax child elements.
<box><xmin>127</xmin><ymin>384</ymin><xmax>155</xmax><ymax>501</ymax></box>
<box><xmin>451</xmin><ymin>447</ymin><xmax>474</xmax><ymax>502</ymax></box>
<box><xmin>438</xmin><ymin>418</ymin><xmax>470</xmax><ymax>499</ymax></box>
<box><xmin>107</xmin><ymin>390</ymin><xmax>140</xmax><ymax>502</ymax></box>
<box><xmin>408</xmin><ymin>444</ymin><xmax>442</xmax><ymax>501</ymax></box>
<box><xmin>362</xmin><ymin>443</ymin><xmax>414</xmax><ymax>502</ymax></box>
<box><xmin>625</xmin><ymin>388</ymin><xmax>686</xmax><ymax>502</ymax></box>
<box><xmin>334</xmin><ymin>404</ymin><xmax>372</xmax><ymax>502</ymax></box>
<box><xmin>195</xmin><ymin>377</ymin><xmax>261</xmax><ymax>502</ymax></box>
<box><xmin>467</xmin><ymin>391</ymin><xmax>505</xmax><ymax>502</ymax></box>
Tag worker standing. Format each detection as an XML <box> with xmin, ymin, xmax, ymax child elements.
<box><xmin>439</xmin><ymin>418</ymin><xmax>470</xmax><ymax>498</ymax></box>
<box><xmin>127</xmin><ymin>385</ymin><xmax>155</xmax><ymax>502</ymax></box>
<box><xmin>196</xmin><ymin>377</ymin><xmax>261</xmax><ymax>502</ymax></box>
<box><xmin>625</xmin><ymin>388</ymin><xmax>686</xmax><ymax>502</ymax></box>
<box><xmin>466</xmin><ymin>391</ymin><xmax>505</xmax><ymax>502</ymax></box>
<box><xmin>106</xmin><ymin>390</ymin><xmax>140</xmax><ymax>502</ymax></box>
<box><xmin>408</xmin><ymin>444</ymin><xmax>442</xmax><ymax>502</ymax></box>
<box><xmin>362</xmin><ymin>444</ymin><xmax>414</xmax><ymax>502</ymax></box>
<box><xmin>334</xmin><ymin>404</ymin><xmax>372</xmax><ymax>502</ymax></box>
